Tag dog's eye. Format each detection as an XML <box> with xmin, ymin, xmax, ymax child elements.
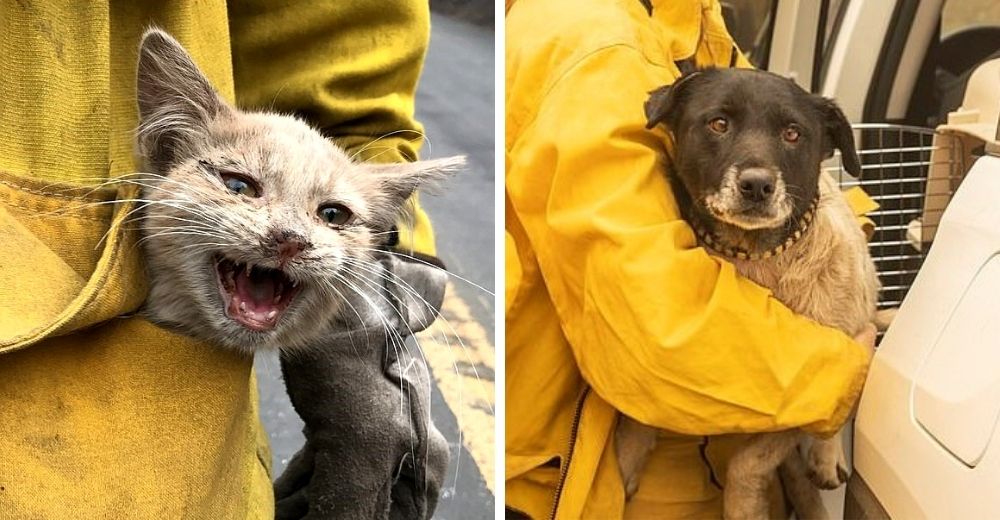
<box><xmin>708</xmin><ymin>117</ymin><xmax>729</xmax><ymax>134</ymax></box>
<box><xmin>220</xmin><ymin>172</ymin><xmax>261</xmax><ymax>198</ymax></box>
<box><xmin>783</xmin><ymin>126</ymin><xmax>801</xmax><ymax>143</ymax></box>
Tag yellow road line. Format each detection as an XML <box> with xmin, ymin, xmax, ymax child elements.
<box><xmin>416</xmin><ymin>282</ymin><xmax>495</xmax><ymax>492</ymax></box>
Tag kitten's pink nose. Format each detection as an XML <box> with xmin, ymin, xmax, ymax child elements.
<box><xmin>273</xmin><ymin>230</ymin><xmax>310</xmax><ymax>262</ymax></box>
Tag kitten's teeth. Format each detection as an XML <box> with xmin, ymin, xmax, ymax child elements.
<box><xmin>239</xmin><ymin>301</ymin><xmax>247</xmax><ymax>312</ymax></box>
<box><xmin>266</xmin><ymin>310</ymin><xmax>277</xmax><ymax>320</ymax></box>
<box><xmin>273</xmin><ymin>294</ymin><xmax>281</xmax><ymax>304</ymax></box>
<box><xmin>244</xmin><ymin>267</ymin><xmax>251</xmax><ymax>279</ymax></box>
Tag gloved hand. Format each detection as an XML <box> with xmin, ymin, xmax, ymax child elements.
<box><xmin>273</xmin><ymin>250</ymin><xmax>450</xmax><ymax>520</ymax></box>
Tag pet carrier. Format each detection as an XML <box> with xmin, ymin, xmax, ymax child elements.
<box><xmin>829</xmin><ymin>123</ymin><xmax>973</xmax><ymax>314</ymax></box>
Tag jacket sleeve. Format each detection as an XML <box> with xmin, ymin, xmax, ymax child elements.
<box><xmin>226</xmin><ymin>0</ymin><xmax>436</xmax><ymax>254</ymax></box>
<box><xmin>507</xmin><ymin>44</ymin><xmax>870</xmax><ymax>438</ymax></box>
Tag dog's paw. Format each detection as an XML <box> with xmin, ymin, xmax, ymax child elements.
<box><xmin>806</xmin><ymin>441</ymin><xmax>848</xmax><ymax>490</ymax></box>
<box><xmin>806</xmin><ymin>461</ymin><xmax>849</xmax><ymax>490</ymax></box>
<box><xmin>624</xmin><ymin>474</ymin><xmax>640</xmax><ymax>499</ymax></box>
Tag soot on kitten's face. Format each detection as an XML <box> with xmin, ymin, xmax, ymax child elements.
<box><xmin>134</xmin><ymin>29</ymin><xmax>462</xmax><ymax>351</ymax></box>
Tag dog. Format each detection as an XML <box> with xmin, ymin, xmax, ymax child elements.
<box><xmin>615</xmin><ymin>68</ymin><xmax>880</xmax><ymax>519</ymax></box>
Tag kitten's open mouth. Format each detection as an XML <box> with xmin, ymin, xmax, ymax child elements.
<box><xmin>215</xmin><ymin>257</ymin><xmax>301</xmax><ymax>331</ymax></box>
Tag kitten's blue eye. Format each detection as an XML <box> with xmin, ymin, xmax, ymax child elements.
<box><xmin>318</xmin><ymin>204</ymin><xmax>353</xmax><ymax>227</ymax></box>
<box><xmin>221</xmin><ymin>173</ymin><xmax>260</xmax><ymax>198</ymax></box>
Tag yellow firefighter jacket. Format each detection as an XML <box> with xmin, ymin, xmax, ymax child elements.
<box><xmin>0</xmin><ymin>1</ymin><xmax>434</xmax><ymax>517</ymax></box>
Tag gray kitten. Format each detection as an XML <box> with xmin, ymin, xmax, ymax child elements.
<box><xmin>133</xmin><ymin>29</ymin><xmax>462</xmax><ymax>352</ymax></box>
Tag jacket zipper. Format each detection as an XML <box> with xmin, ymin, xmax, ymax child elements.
<box><xmin>548</xmin><ymin>386</ymin><xmax>590</xmax><ymax>520</ymax></box>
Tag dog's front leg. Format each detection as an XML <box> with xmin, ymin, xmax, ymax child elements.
<box><xmin>807</xmin><ymin>432</ymin><xmax>849</xmax><ymax>489</ymax></box>
<box><xmin>615</xmin><ymin>416</ymin><xmax>658</xmax><ymax>499</ymax></box>
<box><xmin>779</xmin><ymin>447</ymin><xmax>828</xmax><ymax>520</ymax></box>
<box><xmin>724</xmin><ymin>430</ymin><xmax>801</xmax><ymax>520</ymax></box>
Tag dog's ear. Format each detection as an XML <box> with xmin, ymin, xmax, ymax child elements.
<box><xmin>644</xmin><ymin>70</ymin><xmax>703</xmax><ymax>130</ymax></box>
<box><xmin>814</xmin><ymin>96</ymin><xmax>861</xmax><ymax>177</ymax></box>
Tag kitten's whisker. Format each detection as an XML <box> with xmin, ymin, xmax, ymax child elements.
<box><xmin>348</xmin><ymin>129</ymin><xmax>429</xmax><ymax>163</ymax></box>
<box><xmin>43</xmin><ymin>174</ymin><xmax>226</xmax><ymax>214</ymax></box>
<box><xmin>353</xmin><ymin>247</ymin><xmax>495</xmax><ymax>297</ymax></box>
<box><xmin>80</xmin><ymin>173</ymin><xmax>232</xmax><ymax>220</ymax></box>
<box><xmin>315</xmin><ymin>275</ymin><xmax>375</xmax><ymax>348</ymax></box>
<box><xmin>32</xmin><ymin>171</ymin><xmax>178</xmax><ymax>192</ymax></box>
<box><xmin>92</xmin><ymin>198</ymin><xmax>229</xmax><ymax>249</ymax></box>
<box><xmin>350</xmin><ymin>255</ymin><xmax>492</xmax><ymax>482</ymax></box>
<box><xmin>37</xmin><ymin>177</ymin><xmax>134</xmax><ymax>198</ymax></box>
<box><xmin>138</xmin><ymin>224</ymin><xmax>222</xmax><ymax>234</ymax></box>
<box><xmin>170</xmin><ymin>241</ymin><xmax>232</xmax><ymax>252</ymax></box>
<box><xmin>308</xmin><ymin>278</ymin><xmax>372</xmax><ymax>361</ymax></box>
<box><xmin>137</xmin><ymin>199</ymin><xmax>229</xmax><ymax>226</ymax></box>
<box><xmin>136</xmin><ymin>174</ymin><xmax>231</xmax><ymax>207</ymax></box>
<box><xmin>27</xmin><ymin>197</ymin><xmax>224</xmax><ymax>251</ymax></box>
<box><xmin>135</xmin><ymin>221</ymin><xmax>229</xmax><ymax>237</ymax></box>
<box><xmin>338</xmin><ymin>260</ymin><xmax>474</xmax><ymax>483</ymax></box>
<box><xmin>123</xmin><ymin>213</ymin><xmax>221</xmax><ymax>230</ymax></box>
<box><xmin>340</xmin><ymin>260</ymin><xmax>449</xmax><ymax>412</ymax></box>
<box><xmin>135</xmin><ymin>230</ymin><xmax>231</xmax><ymax>249</ymax></box>
<box><xmin>136</xmin><ymin>226</ymin><xmax>229</xmax><ymax>241</ymax></box>
<box><xmin>329</xmin><ymin>271</ymin><xmax>415</xmax><ymax>414</ymax></box>
<box><xmin>342</xmin><ymin>257</ymin><xmax>493</xmax><ymax>416</ymax></box>
<box><xmin>356</xmin><ymin>146</ymin><xmax>409</xmax><ymax>164</ymax></box>
<box><xmin>334</xmin><ymin>275</ymin><xmax>424</xmax><ymax>469</ymax></box>
<box><xmin>34</xmin><ymin>196</ymin><xmax>203</xmax><ymax>216</ymax></box>
<box><xmin>329</xmin><ymin>270</ymin><xmax>416</xmax><ymax>386</ymax></box>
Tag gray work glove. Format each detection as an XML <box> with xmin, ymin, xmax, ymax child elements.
<box><xmin>274</xmin><ymin>250</ymin><xmax>450</xmax><ymax>520</ymax></box>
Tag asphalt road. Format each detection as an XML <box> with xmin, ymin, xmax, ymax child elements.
<box><xmin>255</xmin><ymin>13</ymin><xmax>495</xmax><ymax>519</ymax></box>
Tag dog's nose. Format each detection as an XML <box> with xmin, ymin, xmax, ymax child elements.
<box><xmin>737</xmin><ymin>169</ymin><xmax>776</xmax><ymax>203</ymax></box>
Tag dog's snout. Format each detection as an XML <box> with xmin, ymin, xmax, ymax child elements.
<box><xmin>737</xmin><ymin>169</ymin><xmax>775</xmax><ymax>203</ymax></box>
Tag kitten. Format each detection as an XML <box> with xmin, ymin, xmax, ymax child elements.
<box><xmin>133</xmin><ymin>29</ymin><xmax>462</xmax><ymax>352</ymax></box>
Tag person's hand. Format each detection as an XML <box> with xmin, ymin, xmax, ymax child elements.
<box><xmin>853</xmin><ymin>322</ymin><xmax>877</xmax><ymax>358</ymax></box>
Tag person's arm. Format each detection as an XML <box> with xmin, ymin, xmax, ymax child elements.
<box><xmin>507</xmin><ymin>44</ymin><xmax>870</xmax><ymax>438</ymax></box>
<box><xmin>227</xmin><ymin>0</ymin><xmax>436</xmax><ymax>254</ymax></box>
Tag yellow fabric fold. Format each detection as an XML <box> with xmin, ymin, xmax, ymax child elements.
<box><xmin>844</xmin><ymin>185</ymin><xmax>880</xmax><ymax>240</ymax></box>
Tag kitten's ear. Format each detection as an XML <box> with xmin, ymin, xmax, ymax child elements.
<box><xmin>136</xmin><ymin>28</ymin><xmax>230</xmax><ymax>168</ymax></box>
<box><xmin>366</xmin><ymin>155</ymin><xmax>465</xmax><ymax>206</ymax></box>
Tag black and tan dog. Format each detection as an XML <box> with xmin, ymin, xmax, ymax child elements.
<box><xmin>616</xmin><ymin>68</ymin><xmax>879</xmax><ymax>520</ymax></box>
